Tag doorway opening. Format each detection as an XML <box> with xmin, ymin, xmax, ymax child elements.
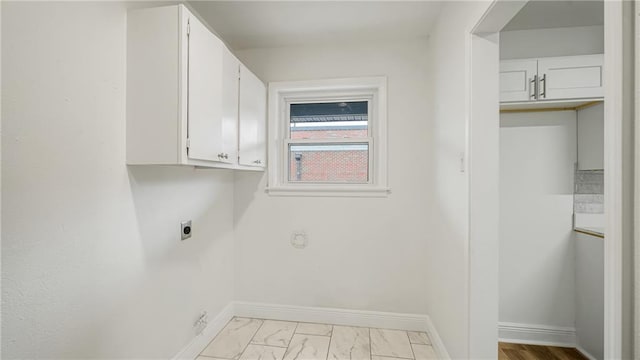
<box><xmin>468</xmin><ymin>1</ymin><xmax>633</xmax><ymax>359</ymax></box>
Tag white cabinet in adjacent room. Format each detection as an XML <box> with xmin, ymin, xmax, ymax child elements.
<box><xmin>577</xmin><ymin>102</ymin><xmax>604</xmax><ymax>170</ymax></box>
<box><xmin>238</xmin><ymin>64</ymin><xmax>267</xmax><ymax>168</ymax></box>
<box><xmin>575</xmin><ymin>232</ymin><xmax>604</xmax><ymax>360</ymax></box>
<box><xmin>499</xmin><ymin>59</ymin><xmax>537</xmax><ymax>102</ymax></box>
<box><xmin>538</xmin><ymin>54</ymin><xmax>604</xmax><ymax>101</ymax></box>
<box><xmin>500</xmin><ymin>54</ymin><xmax>604</xmax><ymax>103</ymax></box>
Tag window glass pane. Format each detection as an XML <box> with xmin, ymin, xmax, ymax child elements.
<box><xmin>288</xmin><ymin>143</ymin><xmax>369</xmax><ymax>183</ymax></box>
<box><xmin>290</xmin><ymin>101</ymin><xmax>368</xmax><ymax>139</ymax></box>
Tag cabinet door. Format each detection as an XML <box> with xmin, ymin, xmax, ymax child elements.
<box><xmin>238</xmin><ymin>64</ymin><xmax>267</xmax><ymax>167</ymax></box>
<box><xmin>221</xmin><ymin>47</ymin><xmax>240</xmax><ymax>164</ymax></box>
<box><xmin>537</xmin><ymin>54</ymin><xmax>604</xmax><ymax>100</ymax></box>
<box><xmin>186</xmin><ymin>14</ymin><xmax>224</xmax><ymax>162</ymax></box>
<box><xmin>500</xmin><ymin>59</ymin><xmax>538</xmax><ymax>102</ymax></box>
<box><xmin>577</xmin><ymin>102</ymin><xmax>604</xmax><ymax>170</ymax></box>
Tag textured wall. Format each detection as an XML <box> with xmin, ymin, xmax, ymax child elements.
<box><xmin>1</xmin><ymin>2</ymin><xmax>235</xmax><ymax>358</ymax></box>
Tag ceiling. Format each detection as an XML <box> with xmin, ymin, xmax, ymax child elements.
<box><xmin>188</xmin><ymin>1</ymin><xmax>443</xmax><ymax>50</ymax></box>
<box><xmin>503</xmin><ymin>0</ymin><xmax>603</xmax><ymax>32</ymax></box>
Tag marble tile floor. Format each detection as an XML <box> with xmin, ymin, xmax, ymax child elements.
<box><xmin>198</xmin><ymin>317</ymin><xmax>437</xmax><ymax>360</ymax></box>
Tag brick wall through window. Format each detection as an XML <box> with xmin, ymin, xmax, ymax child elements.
<box><xmin>288</xmin><ymin>129</ymin><xmax>368</xmax><ymax>182</ymax></box>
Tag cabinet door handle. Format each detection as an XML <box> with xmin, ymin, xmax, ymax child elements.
<box><xmin>224</xmin><ymin>153</ymin><xmax>229</xmax><ymax>159</ymax></box>
<box><xmin>530</xmin><ymin>75</ymin><xmax>538</xmax><ymax>100</ymax></box>
<box><xmin>539</xmin><ymin>74</ymin><xmax>546</xmax><ymax>99</ymax></box>
<box><xmin>253</xmin><ymin>160</ymin><xmax>262</xmax><ymax>164</ymax></box>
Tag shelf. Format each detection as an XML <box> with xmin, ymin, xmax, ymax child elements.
<box><xmin>500</xmin><ymin>98</ymin><xmax>604</xmax><ymax>113</ymax></box>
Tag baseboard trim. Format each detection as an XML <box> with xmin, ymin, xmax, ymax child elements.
<box><xmin>234</xmin><ymin>301</ymin><xmax>427</xmax><ymax>331</ymax></box>
<box><xmin>424</xmin><ymin>314</ymin><xmax>451</xmax><ymax>359</ymax></box>
<box><xmin>172</xmin><ymin>303</ymin><xmax>235</xmax><ymax>360</ymax></box>
<box><xmin>234</xmin><ymin>301</ymin><xmax>450</xmax><ymax>359</ymax></box>
<box><xmin>498</xmin><ymin>322</ymin><xmax>576</xmax><ymax>347</ymax></box>
<box><xmin>575</xmin><ymin>344</ymin><xmax>597</xmax><ymax>360</ymax></box>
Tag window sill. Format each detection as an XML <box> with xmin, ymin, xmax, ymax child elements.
<box><xmin>266</xmin><ymin>186</ymin><xmax>391</xmax><ymax>198</ymax></box>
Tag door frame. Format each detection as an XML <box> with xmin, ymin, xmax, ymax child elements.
<box><xmin>602</xmin><ymin>1</ymin><xmax>633</xmax><ymax>358</ymax></box>
<box><xmin>466</xmin><ymin>2</ymin><xmax>527</xmax><ymax>358</ymax></box>
<box><xmin>636</xmin><ymin>1</ymin><xmax>640</xmax><ymax>357</ymax></box>
<box><xmin>467</xmin><ymin>1</ymin><xmax>632</xmax><ymax>358</ymax></box>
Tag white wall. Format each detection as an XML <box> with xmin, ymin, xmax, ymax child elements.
<box><xmin>500</xmin><ymin>25</ymin><xmax>604</xmax><ymax>60</ymax></box>
<box><xmin>233</xmin><ymin>40</ymin><xmax>432</xmax><ymax>315</ymax></box>
<box><xmin>426</xmin><ymin>2</ymin><xmax>493</xmax><ymax>357</ymax></box>
<box><xmin>577</xmin><ymin>103</ymin><xmax>605</xmax><ymax>170</ymax></box>
<box><xmin>235</xmin><ymin>3</ymin><xmax>499</xmax><ymax>357</ymax></box>
<box><xmin>575</xmin><ymin>232</ymin><xmax>604</xmax><ymax>359</ymax></box>
<box><xmin>499</xmin><ymin>111</ymin><xmax>577</xmax><ymax>329</ymax></box>
<box><xmin>469</xmin><ymin>32</ymin><xmax>500</xmax><ymax>359</ymax></box>
<box><xmin>1</xmin><ymin>2</ymin><xmax>235</xmax><ymax>358</ymax></box>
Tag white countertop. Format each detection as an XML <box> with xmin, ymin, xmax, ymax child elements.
<box><xmin>574</xmin><ymin>213</ymin><xmax>605</xmax><ymax>237</ymax></box>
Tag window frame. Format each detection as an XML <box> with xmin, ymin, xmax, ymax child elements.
<box><xmin>267</xmin><ymin>77</ymin><xmax>389</xmax><ymax>197</ymax></box>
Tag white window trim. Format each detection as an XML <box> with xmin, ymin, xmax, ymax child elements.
<box><xmin>267</xmin><ymin>77</ymin><xmax>389</xmax><ymax>197</ymax></box>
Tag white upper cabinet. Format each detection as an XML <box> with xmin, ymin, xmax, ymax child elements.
<box><xmin>537</xmin><ymin>54</ymin><xmax>604</xmax><ymax>100</ymax></box>
<box><xmin>127</xmin><ymin>5</ymin><xmax>184</xmax><ymax>165</ymax></box>
<box><xmin>577</xmin><ymin>103</ymin><xmax>604</xmax><ymax>170</ymax></box>
<box><xmin>500</xmin><ymin>54</ymin><xmax>604</xmax><ymax>103</ymax></box>
<box><xmin>238</xmin><ymin>64</ymin><xmax>267</xmax><ymax>168</ymax></box>
<box><xmin>499</xmin><ymin>59</ymin><xmax>538</xmax><ymax>102</ymax></box>
<box><xmin>126</xmin><ymin>5</ymin><xmax>265</xmax><ymax>171</ymax></box>
<box><xmin>221</xmin><ymin>48</ymin><xmax>240</xmax><ymax>164</ymax></box>
<box><xmin>186</xmin><ymin>11</ymin><xmax>225</xmax><ymax>163</ymax></box>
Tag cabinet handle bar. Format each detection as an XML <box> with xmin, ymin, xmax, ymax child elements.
<box><xmin>530</xmin><ymin>75</ymin><xmax>538</xmax><ymax>100</ymax></box>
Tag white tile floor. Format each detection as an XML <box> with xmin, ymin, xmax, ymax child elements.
<box><xmin>197</xmin><ymin>317</ymin><xmax>437</xmax><ymax>360</ymax></box>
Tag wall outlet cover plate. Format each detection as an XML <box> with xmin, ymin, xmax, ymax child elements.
<box><xmin>181</xmin><ymin>220</ymin><xmax>192</xmax><ymax>240</ymax></box>
<box><xmin>290</xmin><ymin>231</ymin><xmax>308</xmax><ymax>249</ymax></box>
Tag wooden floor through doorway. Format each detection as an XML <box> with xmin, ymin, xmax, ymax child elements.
<box><xmin>498</xmin><ymin>342</ymin><xmax>588</xmax><ymax>360</ymax></box>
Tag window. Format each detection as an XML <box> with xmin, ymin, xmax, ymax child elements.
<box><xmin>288</xmin><ymin>101</ymin><xmax>370</xmax><ymax>183</ymax></box>
<box><xmin>267</xmin><ymin>77</ymin><xmax>388</xmax><ymax>196</ymax></box>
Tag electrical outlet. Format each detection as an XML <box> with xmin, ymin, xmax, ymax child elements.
<box><xmin>291</xmin><ymin>231</ymin><xmax>308</xmax><ymax>249</ymax></box>
<box><xmin>194</xmin><ymin>311</ymin><xmax>208</xmax><ymax>335</ymax></box>
<box><xmin>181</xmin><ymin>220</ymin><xmax>192</xmax><ymax>241</ymax></box>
